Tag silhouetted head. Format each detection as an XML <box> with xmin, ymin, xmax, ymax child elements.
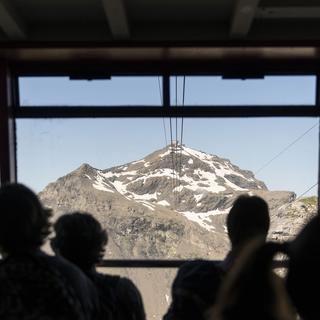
<box><xmin>286</xmin><ymin>215</ymin><xmax>320</xmax><ymax>320</ymax></box>
<box><xmin>51</xmin><ymin>212</ymin><xmax>108</xmax><ymax>271</ymax></box>
<box><xmin>165</xmin><ymin>260</ymin><xmax>223</xmax><ymax>320</ymax></box>
<box><xmin>227</xmin><ymin>195</ymin><xmax>270</xmax><ymax>249</ymax></box>
<box><xmin>207</xmin><ymin>240</ymin><xmax>295</xmax><ymax>320</ymax></box>
<box><xmin>0</xmin><ymin>183</ymin><xmax>50</xmax><ymax>255</ymax></box>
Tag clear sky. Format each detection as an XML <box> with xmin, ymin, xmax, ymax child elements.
<box><xmin>17</xmin><ymin>76</ymin><xmax>318</xmax><ymax>197</ymax></box>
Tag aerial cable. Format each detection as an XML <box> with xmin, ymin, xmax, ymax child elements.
<box><xmin>177</xmin><ymin>76</ymin><xmax>185</xmax><ymax>196</ymax></box>
<box><xmin>181</xmin><ymin>76</ymin><xmax>185</xmax><ymax>146</ymax></box>
<box><xmin>295</xmin><ymin>182</ymin><xmax>318</xmax><ymax>202</ymax></box>
<box><xmin>174</xmin><ymin>76</ymin><xmax>179</xmax><ymax>205</ymax></box>
<box><xmin>277</xmin><ymin>182</ymin><xmax>317</xmax><ymax>214</ymax></box>
<box><xmin>169</xmin><ymin>115</ymin><xmax>175</xmax><ymax>192</ymax></box>
<box><xmin>254</xmin><ymin>122</ymin><xmax>319</xmax><ymax>176</ymax></box>
<box><xmin>179</xmin><ymin>76</ymin><xmax>185</xmax><ymax>178</ymax></box>
<box><xmin>158</xmin><ymin>76</ymin><xmax>168</xmax><ymax>146</ymax></box>
<box><xmin>157</xmin><ymin>75</ymin><xmax>175</xmax><ymax>204</ymax></box>
<box><xmin>169</xmin><ymin>81</ymin><xmax>176</xmax><ymax>202</ymax></box>
<box><xmin>173</xmin><ymin>76</ymin><xmax>186</xmax><ymax>205</ymax></box>
<box><xmin>175</xmin><ymin>76</ymin><xmax>178</xmax><ymax>146</ymax></box>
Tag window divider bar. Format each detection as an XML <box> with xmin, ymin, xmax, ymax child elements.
<box><xmin>0</xmin><ymin>62</ymin><xmax>17</xmax><ymax>185</ymax></box>
<box><xmin>14</xmin><ymin>105</ymin><xmax>320</xmax><ymax>118</ymax></box>
<box><xmin>97</xmin><ymin>259</ymin><xmax>288</xmax><ymax>269</ymax></box>
<box><xmin>316</xmin><ymin>75</ymin><xmax>320</xmax><ymax>107</ymax></box>
<box><xmin>316</xmin><ymin>75</ymin><xmax>320</xmax><ymax>213</ymax></box>
<box><xmin>163</xmin><ymin>75</ymin><xmax>170</xmax><ymax>108</ymax></box>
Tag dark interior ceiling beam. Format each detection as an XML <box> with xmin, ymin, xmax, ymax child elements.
<box><xmin>0</xmin><ymin>0</ymin><xmax>26</xmax><ymax>40</ymax></box>
<box><xmin>101</xmin><ymin>0</ymin><xmax>130</xmax><ymax>39</ymax></box>
<box><xmin>230</xmin><ymin>0</ymin><xmax>261</xmax><ymax>38</ymax></box>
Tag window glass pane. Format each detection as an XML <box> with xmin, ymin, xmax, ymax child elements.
<box><xmin>19</xmin><ymin>76</ymin><xmax>163</xmax><ymax>106</ymax></box>
<box><xmin>170</xmin><ymin>76</ymin><xmax>316</xmax><ymax>106</ymax></box>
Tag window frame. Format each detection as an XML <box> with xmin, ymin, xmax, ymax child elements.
<box><xmin>1</xmin><ymin>58</ymin><xmax>319</xmax><ymax>268</ymax></box>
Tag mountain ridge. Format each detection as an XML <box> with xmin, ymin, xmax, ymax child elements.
<box><xmin>39</xmin><ymin>144</ymin><xmax>308</xmax><ymax>249</ymax></box>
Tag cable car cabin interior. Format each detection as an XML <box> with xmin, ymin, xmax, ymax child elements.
<box><xmin>0</xmin><ymin>1</ymin><xmax>320</xmax><ymax>320</ymax></box>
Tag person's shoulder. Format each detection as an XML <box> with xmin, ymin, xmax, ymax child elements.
<box><xmin>36</xmin><ymin>251</ymin><xmax>68</xmax><ymax>267</ymax></box>
<box><xmin>116</xmin><ymin>276</ymin><xmax>144</xmax><ymax>306</ymax></box>
<box><xmin>39</xmin><ymin>252</ymin><xmax>100</xmax><ymax>318</ymax></box>
<box><xmin>38</xmin><ymin>253</ymin><xmax>97</xmax><ymax>295</ymax></box>
<box><xmin>91</xmin><ymin>271</ymin><xmax>141</xmax><ymax>300</ymax></box>
<box><xmin>40</xmin><ymin>252</ymin><xmax>84</xmax><ymax>279</ymax></box>
<box><xmin>91</xmin><ymin>271</ymin><xmax>121</xmax><ymax>287</ymax></box>
<box><xmin>116</xmin><ymin>276</ymin><xmax>146</xmax><ymax>320</ymax></box>
<box><xmin>118</xmin><ymin>276</ymin><xmax>139</xmax><ymax>291</ymax></box>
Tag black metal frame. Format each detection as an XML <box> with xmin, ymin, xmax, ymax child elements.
<box><xmin>97</xmin><ymin>259</ymin><xmax>288</xmax><ymax>269</ymax></box>
<box><xmin>4</xmin><ymin>61</ymin><xmax>320</xmax><ymax>269</ymax></box>
<box><xmin>13</xmin><ymin>105</ymin><xmax>319</xmax><ymax>118</ymax></box>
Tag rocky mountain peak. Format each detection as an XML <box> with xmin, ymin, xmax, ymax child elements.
<box><xmin>91</xmin><ymin>144</ymin><xmax>267</xmax><ymax>230</ymax></box>
<box><xmin>102</xmin><ymin>144</ymin><xmax>267</xmax><ymax>192</ymax></box>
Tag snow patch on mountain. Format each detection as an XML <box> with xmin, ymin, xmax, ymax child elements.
<box><xmin>92</xmin><ymin>172</ymin><xmax>114</xmax><ymax>193</ymax></box>
<box><xmin>128</xmin><ymin>169</ymin><xmax>174</xmax><ymax>182</ymax></box>
<box><xmin>194</xmin><ymin>194</ymin><xmax>203</xmax><ymax>202</ymax></box>
<box><xmin>139</xmin><ymin>201</ymin><xmax>156</xmax><ymax>211</ymax></box>
<box><xmin>112</xmin><ymin>180</ymin><xmax>128</xmax><ymax>194</ymax></box>
<box><xmin>131</xmin><ymin>159</ymin><xmax>145</xmax><ymax>165</ymax></box>
<box><xmin>157</xmin><ymin>200</ymin><xmax>170</xmax><ymax>206</ymax></box>
<box><xmin>180</xmin><ymin>208</ymin><xmax>229</xmax><ymax>232</ymax></box>
<box><xmin>184</xmin><ymin>146</ymin><xmax>248</xmax><ymax>184</ymax></box>
<box><xmin>135</xmin><ymin>192</ymin><xmax>158</xmax><ymax>201</ymax></box>
<box><xmin>103</xmin><ymin>170</ymin><xmax>138</xmax><ymax>178</ymax></box>
<box><xmin>159</xmin><ymin>149</ymin><xmax>172</xmax><ymax>158</ymax></box>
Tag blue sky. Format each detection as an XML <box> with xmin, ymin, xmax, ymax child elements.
<box><xmin>17</xmin><ymin>76</ymin><xmax>318</xmax><ymax>197</ymax></box>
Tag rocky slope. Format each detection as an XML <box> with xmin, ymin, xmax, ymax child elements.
<box><xmin>39</xmin><ymin>144</ymin><xmax>317</xmax><ymax>320</ymax></box>
<box><xmin>271</xmin><ymin>196</ymin><xmax>317</xmax><ymax>241</ymax></box>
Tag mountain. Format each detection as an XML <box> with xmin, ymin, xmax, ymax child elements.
<box><xmin>100</xmin><ymin>145</ymin><xmax>267</xmax><ymax>228</ymax></box>
<box><xmin>39</xmin><ymin>144</ymin><xmax>317</xmax><ymax>320</ymax></box>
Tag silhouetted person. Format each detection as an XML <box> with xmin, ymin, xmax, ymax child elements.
<box><xmin>0</xmin><ymin>183</ymin><xmax>99</xmax><ymax>320</ymax></box>
<box><xmin>51</xmin><ymin>212</ymin><xmax>146</xmax><ymax>320</ymax></box>
<box><xmin>207</xmin><ymin>239</ymin><xmax>295</xmax><ymax>320</ymax></box>
<box><xmin>164</xmin><ymin>260</ymin><xmax>223</xmax><ymax>320</ymax></box>
<box><xmin>222</xmin><ymin>195</ymin><xmax>270</xmax><ymax>271</ymax></box>
<box><xmin>286</xmin><ymin>215</ymin><xmax>320</xmax><ymax>320</ymax></box>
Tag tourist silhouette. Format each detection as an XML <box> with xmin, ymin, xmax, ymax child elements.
<box><xmin>0</xmin><ymin>183</ymin><xmax>99</xmax><ymax>320</ymax></box>
<box><xmin>52</xmin><ymin>211</ymin><xmax>146</xmax><ymax>320</ymax></box>
<box><xmin>222</xmin><ymin>195</ymin><xmax>270</xmax><ymax>271</ymax></box>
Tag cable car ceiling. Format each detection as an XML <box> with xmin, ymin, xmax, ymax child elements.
<box><xmin>0</xmin><ymin>0</ymin><xmax>320</xmax><ymax>66</ymax></box>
